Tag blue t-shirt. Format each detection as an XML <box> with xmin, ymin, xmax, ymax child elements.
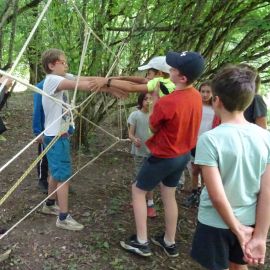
<box><xmin>32</xmin><ymin>80</ymin><xmax>45</xmax><ymax>136</ymax></box>
<box><xmin>195</xmin><ymin>123</ymin><xmax>270</xmax><ymax>228</ymax></box>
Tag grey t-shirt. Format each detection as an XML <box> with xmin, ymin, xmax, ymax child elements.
<box><xmin>127</xmin><ymin>110</ymin><xmax>150</xmax><ymax>157</ymax></box>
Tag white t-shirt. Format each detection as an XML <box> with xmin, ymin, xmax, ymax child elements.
<box><xmin>42</xmin><ymin>73</ymin><xmax>75</xmax><ymax>136</ymax></box>
<box><xmin>198</xmin><ymin>105</ymin><xmax>215</xmax><ymax>135</ymax></box>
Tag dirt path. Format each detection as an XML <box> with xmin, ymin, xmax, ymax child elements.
<box><xmin>0</xmin><ymin>91</ymin><xmax>266</xmax><ymax>270</ymax></box>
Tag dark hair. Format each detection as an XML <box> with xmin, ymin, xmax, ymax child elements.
<box><xmin>146</xmin><ymin>68</ymin><xmax>170</xmax><ymax>79</ymax></box>
<box><xmin>42</xmin><ymin>48</ymin><xmax>65</xmax><ymax>74</ymax></box>
<box><xmin>137</xmin><ymin>93</ymin><xmax>147</xmax><ymax>109</ymax></box>
<box><xmin>198</xmin><ymin>81</ymin><xmax>211</xmax><ymax>92</ymax></box>
<box><xmin>238</xmin><ymin>63</ymin><xmax>261</xmax><ymax>93</ymax></box>
<box><xmin>211</xmin><ymin>65</ymin><xmax>256</xmax><ymax>112</ymax></box>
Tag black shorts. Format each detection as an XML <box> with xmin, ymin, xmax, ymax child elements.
<box><xmin>135</xmin><ymin>152</ymin><xmax>190</xmax><ymax>191</ymax></box>
<box><xmin>191</xmin><ymin>222</ymin><xmax>248</xmax><ymax>270</ymax></box>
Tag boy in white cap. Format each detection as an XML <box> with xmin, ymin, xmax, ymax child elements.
<box><xmin>89</xmin><ymin>56</ymin><xmax>175</xmax><ymax>98</ymax></box>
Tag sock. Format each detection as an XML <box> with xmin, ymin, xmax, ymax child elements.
<box><xmin>147</xmin><ymin>199</ymin><xmax>154</xmax><ymax>207</ymax></box>
<box><xmin>137</xmin><ymin>236</ymin><xmax>147</xmax><ymax>244</ymax></box>
<box><xmin>46</xmin><ymin>199</ymin><xmax>55</xmax><ymax>206</ymax></box>
<box><xmin>164</xmin><ymin>237</ymin><xmax>175</xmax><ymax>247</ymax></box>
<box><xmin>59</xmin><ymin>212</ymin><xmax>68</xmax><ymax>221</ymax></box>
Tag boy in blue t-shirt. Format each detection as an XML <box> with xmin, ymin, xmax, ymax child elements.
<box><xmin>32</xmin><ymin>79</ymin><xmax>48</xmax><ymax>193</ymax></box>
<box><xmin>191</xmin><ymin>65</ymin><xmax>270</xmax><ymax>269</ymax></box>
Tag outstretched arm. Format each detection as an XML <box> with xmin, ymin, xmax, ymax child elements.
<box><xmin>110</xmin><ymin>76</ymin><xmax>148</xmax><ymax>84</ymax></box>
<box><xmin>244</xmin><ymin>164</ymin><xmax>270</xmax><ymax>265</ymax></box>
<box><xmin>88</xmin><ymin>77</ymin><xmax>148</xmax><ymax>93</ymax></box>
<box><xmin>56</xmin><ymin>79</ymin><xmax>128</xmax><ymax>98</ymax></box>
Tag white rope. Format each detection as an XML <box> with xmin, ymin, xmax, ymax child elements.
<box><xmin>0</xmin><ymin>69</ymin><xmax>72</xmax><ymax>109</ymax></box>
<box><xmin>77</xmin><ymin>39</ymin><xmax>129</xmax><ymax>110</ymax></box>
<box><xmin>0</xmin><ymin>0</ymin><xmax>134</xmax><ymax>239</ymax></box>
<box><xmin>0</xmin><ymin>0</ymin><xmax>53</xmax><ymax>94</ymax></box>
<box><xmin>70</xmin><ymin>1</ymin><xmax>117</xmax><ymax>57</ymax></box>
<box><xmin>0</xmin><ymin>109</ymin><xmax>69</xmax><ymax>174</ymax></box>
<box><xmin>0</xmin><ymin>139</ymin><xmax>121</xmax><ymax>240</ymax></box>
<box><xmin>71</xmin><ymin>28</ymin><xmax>92</xmax><ymax>107</ymax></box>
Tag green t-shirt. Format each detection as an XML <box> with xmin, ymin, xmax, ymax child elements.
<box><xmin>147</xmin><ymin>77</ymin><xmax>175</xmax><ymax>97</ymax></box>
<box><xmin>195</xmin><ymin>123</ymin><xmax>270</xmax><ymax>229</ymax></box>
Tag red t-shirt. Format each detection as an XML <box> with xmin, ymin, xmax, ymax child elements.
<box><xmin>146</xmin><ymin>87</ymin><xmax>202</xmax><ymax>158</ymax></box>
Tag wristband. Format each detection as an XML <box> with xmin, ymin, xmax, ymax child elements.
<box><xmin>107</xmin><ymin>78</ymin><xmax>112</xmax><ymax>87</ymax></box>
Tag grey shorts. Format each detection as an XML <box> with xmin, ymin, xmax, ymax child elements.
<box><xmin>135</xmin><ymin>152</ymin><xmax>190</xmax><ymax>191</ymax></box>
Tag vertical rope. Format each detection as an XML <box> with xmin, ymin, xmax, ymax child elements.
<box><xmin>0</xmin><ymin>0</ymin><xmax>53</xmax><ymax>93</ymax></box>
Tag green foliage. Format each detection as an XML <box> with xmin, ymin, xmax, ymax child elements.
<box><xmin>1</xmin><ymin>0</ymin><xmax>270</xmax><ymax>142</ymax></box>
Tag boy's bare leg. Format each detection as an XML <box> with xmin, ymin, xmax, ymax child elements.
<box><xmin>160</xmin><ymin>183</ymin><xmax>177</xmax><ymax>242</ymax></box>
<box><xmin>57</xmin><ymin>182</ymin><xmax>69</xmax><ymax>213</ymax></box>
<box><xmin>132</xmin><ymin>183</ymin><xmax>148</xmax><ymax>241</ymax></box>
<box><xmin>47</xmin><ymin>175</ymin><xmax>57</xmax><ymax>200</ymax></box>
<box><xmin>229</xmin><ymin>262</ymin><xmax>248</xmax><ymax>270</ymax></box>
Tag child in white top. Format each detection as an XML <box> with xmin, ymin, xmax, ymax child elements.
<box><xmin>183</xmin><ymin>82</ymin><xmax>216</xmax><ymax>208</ymax></box>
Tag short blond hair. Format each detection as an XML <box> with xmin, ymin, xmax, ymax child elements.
<box><xmin>41</xmin><ymin>48</ymin><xmax>65</xmax><ymax>74</ymax></box>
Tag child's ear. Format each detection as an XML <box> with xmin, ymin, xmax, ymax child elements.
<box><xmin>213</xmin><ymin>96</ymin><xmax>224</xmax><ymax>108</ymax></box>
<box><xmin>178</xmin><ymin>74</ymin><xmax>188</xmax><ymax>84</ymax></box>
<box><xmin>48</xmin><ymin>63</ymin><xmax>55</xmax><ymax>72</ymax></box>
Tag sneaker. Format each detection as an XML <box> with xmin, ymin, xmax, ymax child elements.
<box><xmin>41</xmin><ymin>203</ymin><xmax>60</xmax><ymax>216</ymax></box>
<box><xmin>151</xmin><ymin>233</ymin><xmax>179</xmax><ymax>257</ymax></box>
<box><xmin>56</xmin><ymin>214</ymin><xmax>84</xmax><ymax>231</ymax></box>
<box><xmin>147</xmin><ymin>205</ymin><xmax>157</xmax><ymax>218</ymax></box>
<box><xmin>120</xmin><ymin>235</ymin><xmax>152</xmax><ymax>257</ymax></box>
<box><xmin>182</xmin><ymin>193</ymin><xmax>199</xmax><ymax>208</ymax></box>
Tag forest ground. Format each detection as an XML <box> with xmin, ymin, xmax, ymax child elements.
<box><xmin>0</xmin><ymin>91</ymin><xmax>267</xmax><ymax>270</ymax></box>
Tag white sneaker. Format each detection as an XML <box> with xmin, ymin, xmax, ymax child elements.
<box><xmin>41</xmin><ymin>203</ymin><xmax>60</xmax><ymax>216</ymax></box>
<box><xmin>56</xmin><ymin>214</ymin><xmax>84</xmax><ymax>231</ymax></box>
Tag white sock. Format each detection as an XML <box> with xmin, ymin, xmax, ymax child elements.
<box><xmin>137</xmin><ymin>236</ymin><xmax>147</xmax><ymax>244</ymax></box>
<box><xmin>164</xmin><ymin>237</ymin><xmax>175</xmax><ymax>246</ymax></box>
<box><xmin>147</xmin><ymin>199</ymin><xmax>154</xmax><ymax>207</ymax></box>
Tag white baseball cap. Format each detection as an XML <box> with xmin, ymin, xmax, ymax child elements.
<box><xmin>138</xmin><ymin>56</ymin><xmax>171</xmax><ymax>74</ymax></box>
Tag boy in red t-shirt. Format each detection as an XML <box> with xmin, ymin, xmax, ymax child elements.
<box><xmin>120</xmin><ymin>51</ymin><xmax>205</xmax><ymax>257</ymax></box>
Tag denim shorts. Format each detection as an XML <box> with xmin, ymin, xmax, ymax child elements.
<box><xmin>43</xmin><ymin>136</ymin><xmax>72</xmax><ymax>182</ymax></box>
<box><xmin>135</xmin><ymin>152</ymin><xmax>190</xmax><ymax>191</ymax></box>
<box><xmin>191</xmin><ymin>222</ymin><xmax>248</xmax><ymax>270</ymax></box>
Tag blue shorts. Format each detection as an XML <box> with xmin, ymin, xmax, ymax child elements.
<box><xmin>191</xmin><ymin>222</ymin><xmax>247</xmax><ymax>270</ymax></box>
<box><xmin>43</xmin><ymin>136</ymin><xmax>72</xmax><ymax>182</ymax></box>
<box><xmin>135</xmin><ymin>152</ymin><xmax>190</xmax><ymax>191</ymax></box>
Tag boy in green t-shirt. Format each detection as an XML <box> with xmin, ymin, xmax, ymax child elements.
<box><xmin>191</xmin><ymin>65</ymin><xmax>270</xmax><ymax>269</ymax></box>
<box><xmin>89</xmin><ymin>56</ymin><xmax>175</xmax><ymax>98</ymax></box>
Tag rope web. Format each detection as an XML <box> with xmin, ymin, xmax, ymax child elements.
<box><xmin>0</xmin><ymin>0</ymin><xmax>135</xmax><ymax>240</ymax></box>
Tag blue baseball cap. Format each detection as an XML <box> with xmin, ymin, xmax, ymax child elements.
<box><xmin>166</xmin><ymin>51</ymin><xmax>205</xmax><ymax>82</ymax></box>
